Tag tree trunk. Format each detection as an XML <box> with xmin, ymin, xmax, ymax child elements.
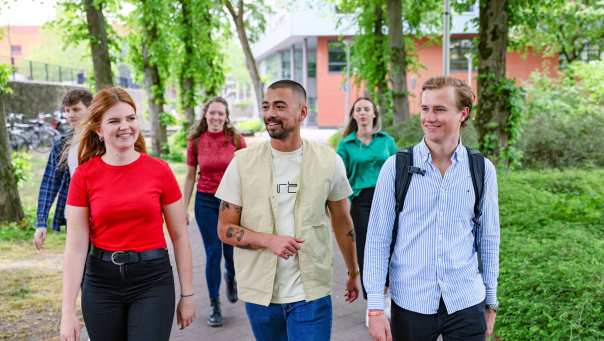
<box><xmin>386</xmin><ymin>0</ymin><xmax>410</xmax><ymax>123</ymax></box>
<box><xmin>84</xmin><ymin>0</ymin><xmax>113</xmax><ymax>90</ymax></box>
<box><xmin>0</xmin><ymin>108</ymin><xmax>24</xmax><ymax>222</ymax></box>
<box><xmin>179</xmin><ymin>0</ymin><xmax>196</xmax><ymax>129</ymax></box>
<box><xmin>477</xmin><ymin>0</ymin><xmax>509</xmax><ymax>165</ymax></box>
<box><xmin>373</xmin><ymin>5</ymin><xmax>390</xmax><ymax>116</ymax></box>
<box><xmin>224</xmin><ymin>0</ymin><xmax>263</xmax><ymax>117</ymax></box>
<box><xmin>142</xmin><ymin>43</ymin><xmax>167</xmax><ymax>155</ymax></box>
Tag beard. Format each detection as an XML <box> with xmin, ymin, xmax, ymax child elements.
<box><xmin>265</xmin><ymin>118</ymin><xmax>291</xmax><ymax>140</ymax></box>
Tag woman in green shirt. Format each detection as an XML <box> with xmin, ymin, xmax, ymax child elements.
<box><xmin>336</xmin><ymin>97</ymin><xmax>397</xmax><ymax>299</ymax></box>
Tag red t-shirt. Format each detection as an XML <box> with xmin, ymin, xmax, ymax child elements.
<box><xmin>186</xmin><ymin>131</ymin><xmax>246</xmax><ymax>194</ymax></box>
<box><xmin>66</xmin><ymin>153</ymin><xmax>182</xmax><ymax>252</ymax></box>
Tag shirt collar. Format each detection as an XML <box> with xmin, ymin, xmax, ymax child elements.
<box><xmin>342</xmin><ymin>130</ymin><xmax>386</xmax><ymax>143</ymax></box>
<box><xmin>418</xmin><ymin>138</ymin><xmax>465</xmax><ymax>164</ymax></box>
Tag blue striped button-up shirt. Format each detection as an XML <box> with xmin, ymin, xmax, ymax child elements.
<box><xmin>363</xmin><ymin>140</ymin><xmax>500</xmax><ymax>314</ymax></box>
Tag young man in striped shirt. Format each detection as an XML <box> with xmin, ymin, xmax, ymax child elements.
<box><xmin>364</xmin><ymin>76</ymin><xmax>500</xmax><ymax>341</ymax></box>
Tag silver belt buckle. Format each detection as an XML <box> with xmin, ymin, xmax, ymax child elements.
<box><xmin>111</xmin><ymin>251</ymin><xmax>126</xmax><ymax>266</ymax></box>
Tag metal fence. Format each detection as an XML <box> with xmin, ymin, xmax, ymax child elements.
<box><xmin>0</xmin><ymin>55</ymin><xmax>138</xmax><ymax>88</ymax></box>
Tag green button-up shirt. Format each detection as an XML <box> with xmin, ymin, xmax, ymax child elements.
<box><xmin>336</xmin><ymin>130</ymin><xmax>398</xmax><ymax>199</ymax></box>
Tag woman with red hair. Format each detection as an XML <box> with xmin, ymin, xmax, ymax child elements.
<box><xmin>60</xmin><ymin>87</ymin><xmax>196</xmax><ymax>341</ymax></box>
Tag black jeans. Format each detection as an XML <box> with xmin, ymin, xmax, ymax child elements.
<box><xmin>81</xmin><ymin>253</ymin><xmax>175</xmax><ymax>341</ymax></box>
<box><xmin>350</xmin><ymin>187</ymin><xmax>374</xmax><ymax>299</ymax></box>
<box><xmin>391</xmin><ymin>299</ymin><xmax>486</xmax><ymax>341</ymax></box>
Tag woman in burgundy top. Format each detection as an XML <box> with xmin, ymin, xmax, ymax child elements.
<box><xmin>60</xmin><ymin>87</ymin><xmax>196</xmax><ymax>341</ymax></box>
<box><xmin>183</xmin><ymin>96</ymin><xmax>246</xmax><ymax>327</ymax></box>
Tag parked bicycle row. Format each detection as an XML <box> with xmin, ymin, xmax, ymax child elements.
<box><xmin>5</xmin><ymin>111</ymin><xmax>69</xmax><ymax>153</ymax></box>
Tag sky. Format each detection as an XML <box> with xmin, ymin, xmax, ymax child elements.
<box><xmin>0</xmin><ymin>0</ymin><xmax>58</xmax><ymax>26</ymax></box>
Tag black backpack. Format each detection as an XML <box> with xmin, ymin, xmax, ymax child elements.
<box><xmin>389</xmin><ymin>146</ymin><xmax>486</xmax><ymax>273</ymax></box>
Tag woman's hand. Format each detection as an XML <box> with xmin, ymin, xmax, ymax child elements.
<box><xmin>60</xmin><ymin>312</ymin><xmax>81</xmax><ymax>341</ymax></box>
<box><xmin>177</xmin><ymin>296</ymin><xmax>197</xmax><ymax>329</ymax></box>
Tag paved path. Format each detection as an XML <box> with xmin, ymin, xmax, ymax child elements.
<box><xmin>168</xmin><ymin>128</ymin><xmax>372</xmax><ymax>340</ymax></box>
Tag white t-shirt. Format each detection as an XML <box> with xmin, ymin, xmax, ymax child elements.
<box><xmin>215</xmin><ymin>145</ymin><xmax>352</xmax><ymax>303</ymax></box>
<box><xmin>67</xmin><ymin>142</ymin><xmax>80</xmax><ymax>176</ymax></box>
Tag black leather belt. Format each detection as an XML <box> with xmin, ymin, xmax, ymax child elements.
<box><xmin>89</xmin><ymin>245</ymin><xmax>168</xmax><ymax>266</ymax></box>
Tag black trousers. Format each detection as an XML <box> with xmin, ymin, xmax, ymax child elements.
<box><xmin>81</xmin><ymin>254</ymin><xmax>175</xmax><ymax>341</ymax></box>
<box><xmin>391</xmin><ymin>299</ymin><xmax>486</xmax><ymax>341</ymax></box>
<box><xmin>350</xmin><ymin>187</ymin><xmax>374</xmax><ymax>299</ymax></box>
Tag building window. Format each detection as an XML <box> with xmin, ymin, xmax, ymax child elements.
<box><xmin>11</xmin><ymin>45</ymin><xmax>22</xmax><ymax>56</ymax></box>
<box><xmin>328</xmin><ymin>41</ymin><xmax>347</xmax><ymax>72</ymax></box>
<box><xmin>450</xmin><ymin>38</ymin><xmax>474</xmax><ymax>71</ymax></box>
<box><xmin>308</xmin><ymin>51</ymin><xmax>317</xmax><ymax>78</ymax></box>
<box><xmin>281</xmin><ymin>50</ymin><xmax>291</xmax><ymax>79</ymax></box>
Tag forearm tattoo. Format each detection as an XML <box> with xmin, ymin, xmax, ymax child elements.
<box><xmin>226</xmin><ymin>225</ymin><xmax>253</xmax><ymax>249</ymax></box>
<box><xmin>220</xmin><ymin>201</ymin><xmax>242</xmax><ymax>214</ymax></box>
<box><xmin>346</xmin><ymin>229</ymin><xmax>355</xmax><ymax>242</ymax></box>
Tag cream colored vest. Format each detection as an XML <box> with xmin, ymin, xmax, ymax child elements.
<box><xmin>234</xmin><ymin>139</ymin><xmax>336</xmax><ymax>306</ymax></box>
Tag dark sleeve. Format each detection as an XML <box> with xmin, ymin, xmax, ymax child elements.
<box><xmin>35</xmin><ymin>140</ymin><xmax>64</xmax><ymax>227</ymax></box>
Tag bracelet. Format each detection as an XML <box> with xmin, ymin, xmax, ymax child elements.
<box><xmin>368</xmin><ymin>310</ymin><xmax>384</xmax><ymax>317</ymax></box>
<box><xmin>181</xmin><ymin>293</ymin><xmax>195</xmax><ymax>298</ymax></box>
<box><xmin>347</xmin><ymin>269</ymin><xmax>360</xmax><ymax>278</ymax></box>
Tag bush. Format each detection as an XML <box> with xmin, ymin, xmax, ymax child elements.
<box><xmin>328</xmin><ymin>130</ymin><xmax>342</xmax><ymax>148</ymax></box>
<box><xmin>235</xmin><ymin>118</ymin><xmax>264</xmax><ymax>135</ymax></box>
<box><xmin>496</xmin><ymin>169</ymin><xmax>604</xmax><ymax>339</ymax></box>
<box><xmin>519</xmin><ymin>61</ymin><xmax>604</xmax><ymax>168</ymax></box>
<box><xmin>0</xmin><ymin>208</ymin><xmax>37</xmax><ymax>242</ymax></box>
<box><xmin>11</xmin><ymin>151</ymin><xmax>31</xmax><ymax>186</ymax></box>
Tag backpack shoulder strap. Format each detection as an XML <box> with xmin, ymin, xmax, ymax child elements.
<box><xmin>466</xmin><ymin>147</ymin><xmax>486</xmax><ymax>273</ymax></box>
<box><xmin>389</xmin><ymin>147</ymin><xmax>414</xmax><ymax>259</ymax></box>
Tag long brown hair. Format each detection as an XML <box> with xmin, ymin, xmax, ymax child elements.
<box><xmin>341</xmin><ymin>97</ymin><xmax>382</xmax><ymax>137</ymax></box>
<box><xmin>77</xmin><ymin>87</ymin><xmax>147</xmax><ymax>164</ymax></box>
<box><xmin>188</xmin><ymin>96</ymin><xmax>241</xmax><ymax>149</ymax></box>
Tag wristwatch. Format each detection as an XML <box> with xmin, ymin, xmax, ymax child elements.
<box><xmin>347</xmin><ymin>269</ymin><xmax>360</xmax><ymax>278</ymax></box>
<box><xmin>486</xmin><ymin>303</ymin><xmax>499</xmax><ymax>312</ymax></box>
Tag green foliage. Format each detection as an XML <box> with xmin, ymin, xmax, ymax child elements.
<box><xmin>0</xmin><ymin>209</ymin><xmax>36</xmax><ymax>242</ymax></box>
<box><xmin>476</xmin><ymin>72</ymin><xmax>526</xmax><ymax>167</ymax></box>
<box><xmin>510</xmin><ymin>0</ymin><xmax>604</xmax><ymax>64</ymax></box>
<box><xmin>518</xmin><ymin>62</ymin><xmax>604</xmax><ymax>168</ymax></box>
<box><xmin>235</xmin><ymin>118</ymin><xmax>264</xmax><ymax>134</ymax></box>
<box><xmin>384</xmin><ymin>114</ymin><xmax>479</xmax><ymax>149</ymax></box>
<box><xmin>337</xmin><ymin>0</ymin><xmax>441</xmax><ymax>120</ymax></box>
<box><xmin>496</xmin><ymin>170</ymin><xmax>604</xmax><ymax>339</ymax></box>
<box><xmin>159</xmin><ymin>112</ymin><xmax>177</xmax><ymax>126</ymax></box>
<box><xmin>49</xmin><ymin>0</ymin><xmax>122</xmax><ymax>69</ymax></box>
<box><xmin>175</xmin><ymin>0</ymin><xmax>226</xmax><ymax>114</ymax></box>
<box><xmin>328</xmin><ymin>130</ymin><xmax>342</xmax><ymax>148</ymax></box>
<box><xmin>11</xmin><ymin>152</ymin><xmax>31</xmax><ymax>186</ymax></box>
<box><xmin>0</xmin><ymin>63</ymin><xmax>13</xmax><ymax>94</ymax></box>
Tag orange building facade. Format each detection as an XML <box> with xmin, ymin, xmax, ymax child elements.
<box><xmin>254</xmin><ymin>8</ymin><xmax>559</xmax><ymax>128</ymax></box>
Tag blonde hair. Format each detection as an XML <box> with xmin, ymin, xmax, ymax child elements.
<box><xmin>77</xmin><ymin>87</ymin><xmax>146</xmax><ymax>164</ymax></box>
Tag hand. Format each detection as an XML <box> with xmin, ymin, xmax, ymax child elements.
<box><xmin>33</xmin><ymin>228</ymin><xmax>47</xmax><ymax>250</ymax></box>
<box><xmin>344</xmin><ymin>273</ymin><xmax>360</xmax><ymax>303</ymax></box>
<box><xmin>177</xmin><ymin>296</ymin><xmax>197</xmax><ymax>329</ymax></box>
<box><xmin>485</xmin><ymin>309</ymin><xmax>497</xmax><ymax>337</ymax></box>
<box><xmin>59</xmin><ymin>312</ymin><xmax>81</xmax><ymax>341</ymax></box>
<box><xmin>266</xmin><ymin>235</ymin><xmax>304</xmax><ymax>260</ymax></box>
<box><xmin>368</xmin><ymin>314</ymin><xmax>392</xmax><ymax>341</ymax></box>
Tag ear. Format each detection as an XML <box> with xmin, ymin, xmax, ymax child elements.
<box><xmin>459</xmin><ymin>106</ymin><xmax>470</xmax><ymax>123</ymax></box>
<box><xmin>299</xmin><ymin>104</ymin><xmax>308</xmax><ymax>122</ymax></box>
